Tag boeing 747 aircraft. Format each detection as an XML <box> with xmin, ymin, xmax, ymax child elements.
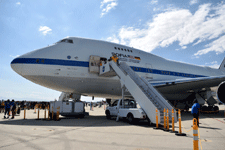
<box><xmin>11</xmin><ymin>37</ymin><xmax>225</xmax><ymax>111</ymax></box>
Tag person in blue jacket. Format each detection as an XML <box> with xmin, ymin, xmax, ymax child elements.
<box><xmin>4</xmin><ymin>99</ymin><xmax>11</xmax><ymax>119</ymax></box>
<box><xmin>191</xmin><ymin>99</ymin><xmax>200</xmax><ymax>126</ymax></box>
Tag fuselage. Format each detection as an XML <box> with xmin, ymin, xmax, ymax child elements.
<box><xmin>11</xmin><ymin>37</ymin><xmax>225</xmax><ymax>100</ymax></box>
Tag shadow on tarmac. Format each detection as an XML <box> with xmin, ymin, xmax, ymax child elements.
<box><xmin>198</xmin><ymin>126</ymin><xmax>221</xmax><ymax>130</ymax></box>
<box><xmin>178</xmin><ymin>110</ymin><xmax>225</xmax><ymax>121</ymax></box>
<box><xmin>0</xmin><ymin>109</ymin><xmax>223</xmax><ymax>129</ymax></box>
<box><xmin>0</xmin><ymin>114</ymin><xmax>153</xmax><ymax>128</ymax></box>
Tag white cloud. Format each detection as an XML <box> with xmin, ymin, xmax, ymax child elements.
<box><xmin>16</xmin><ymin>2</ymin><xmax>21</xmax><ymax>5</ymax></box>
<box><xmin>39</xmin><ymin>26</ymin><xmax>52</xmax><ymax>36</ymax></box>
<box><xmin>107</xmin><ymin>3</ymin><xmax>225</xmax><ymax>56</ymax></box>
<box><xmin>100</xmin><ymin>0</ymin><xmax>118</xmax><ymax>17</ymax></box>
<box><xmin>181</xmin><ymin>46</ymin><xmax>187</xmax><ymax>49</ymax></box>
<box><xmin>205</xmin><ymin>61</ymin><xmax>220</xmax><ymax>68</ymax></box>
<box><xmin>106</xmin><ymin>35</ymin><xmax>119</xmax><ymax>44</ymax></box>
<box><xmin>194</xmin><ymin>35</ymin><xmax>225</xmax><ymax>56</ymax></box>
<box><xmin>190</xmin><ymin>0</ymin><xmax>198</xmax><ymax>5</ymax></box>
<box><xmin>150</xmin><ymin>0</ymin><xmax>158</xmax><ymax>5</ymax></box>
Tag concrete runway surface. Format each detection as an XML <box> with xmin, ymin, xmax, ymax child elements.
<box><xmin>0</xmin><ymin>105</ymin><xmax>225</xmax><ymax>150</ymax></box>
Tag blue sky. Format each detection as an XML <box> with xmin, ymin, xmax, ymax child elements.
<box><xmin>0</xmin><ymin>0</ymin><xmax>225</xmax><ymax>101</ymax></box>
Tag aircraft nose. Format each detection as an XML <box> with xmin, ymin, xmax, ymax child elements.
<box><xmin>11</xmin><ymin>57</ymin><xmax>24</xmax><ymax>75</ymax></box>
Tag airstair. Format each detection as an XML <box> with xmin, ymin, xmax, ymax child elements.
<box><xmin>100</xmin><ymin>61</ymin><xmax>177</xmax><ymax>124</ymax></box>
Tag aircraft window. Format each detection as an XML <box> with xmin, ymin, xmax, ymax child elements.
<box><xmin>124</xmin><ymin>49</ymin><xmax>126</xmax><ymax>51</ymax></box>
<box><xmin>131</xmin><ymin>50</ymin><xmax>133</xmax><ymax>52</ymax></box>
<box><xmin>68</xmin><ymin>39</ymin><xmax>73</xmax><ymax>43</ymax></box>
<box><xmin>121</xmin><ymin>48</ymin><xmax>123</xmax><ymax>51</ymax></box>
<box><xmin>118</xmin><ymin>48</ymin><xmax>120</xmax><ymax>50</ymax></box>
<box><xmin>127</xmin><ymin>49</ymin><xmax>130</xmax><ymax>52</ymax></box>
<box><xmin>114</xmin><ymin>47</ymin><xmax>117</xmax><ymax>49</ymax></box>
<box><xmin>58</xmin><ymin>39</ymin><xmax>73</xmax><ymax>44</ymax></box>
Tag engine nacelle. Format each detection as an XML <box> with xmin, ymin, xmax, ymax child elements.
<box><xmin>217</xmin><ymin>82</ymin><xmax>225</xmax><ymax>104</ymax></box>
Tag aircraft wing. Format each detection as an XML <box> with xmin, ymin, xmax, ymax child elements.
<box><xmin>150</xmin><ymin>75</ymin><xmax>225</xmax><ymax>93</ymax></box>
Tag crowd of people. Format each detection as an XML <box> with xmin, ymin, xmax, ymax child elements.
<box><xmin>0</xmin><ymin>100</ymin><xmax>50</xmax><ymax>119</ymax></box>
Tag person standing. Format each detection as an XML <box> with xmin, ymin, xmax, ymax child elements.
<box><xmin>0</xmin><ymin>100</ymin><xmax>4</xmax><ymax>113</ymax></box>
<box><xmin>90</xmin><ymin>102</ymin><xmax>92</xmax><ymax>111</ymax></box>
<box><xmin>4</xmin><ymin>100</ymin><xmax>11</xmax><ymax>119</ymax></box>
<box><xmin>191</xmin><ymin>99</ymin><xmax>200</xmax><ymax>126</ymax></box>
<box><xmin>11</xmin><ymin>100</ymin><xmax>16</xmax><ymax>119</ymax></box>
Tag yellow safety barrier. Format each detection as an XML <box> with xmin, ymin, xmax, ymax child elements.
<box><xmin>167</xmin><ymin>109</ymin><xmax>169</xmax><ymax>131</ymax></box>
<box><xmin>156</xmin><ymin>109</ymin><xmax>159</xmax><ymax>128</ymax></box>
<box><xmin>55</xmin><ymin>106</ymin><xmax>60</xmax><ymax>121</ymax></box>
<box><xmin>154</xmin><ymin>109</ymin><xmax>160</xmax><ymax>130</ymax></box>
<box><xmin>193</xmin><ymin>118</ymin><xmax>199</xmax><ymax>150</ymax></box>
<box><xmin>175</xmin><ymin>109</ymin><xmax>186</xmax><ymax>136</ymax></box>
<box><xmin>47</xmin><ymin>105</ymin><xmax>50</xmax><ymax>120</ymax></box>
<box><xmin>172</xmin><ymin>109</ymin><xmax>175</xmax><ymax>132</ymax></box>
<box><xmin>36</xmin><ymin>104</ymin><xmax>41</xmax><ymax>120</ymax></box>
<box><xmin>52</xmin><ymin>106</ymin><xmax>54</xmax><ymax>120</ymax></box>
<box><xmin>181</xmin><ymin>124</ymin><xmax>193</xmax><ymax>133</ymax></box>
<box><xmin>169</xmin><ymin>109</ymin><xmax>178</xmax><ymax>133</ymax></box>
<box><xmin>164</xmin><ymin>109</ymin><xmax>170</xmax><ymax>131</ymax></box>
<box><xmin>164</xmin><ymin>108</ymin><xmax>166</xmax><ymax>129</ymax></box>
<box><xmin>34</xmin><ymin>105</ymin><xmax>36</xmax><ymax>114</ymax></box>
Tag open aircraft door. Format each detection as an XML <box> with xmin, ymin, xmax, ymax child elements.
<box><xmin>89</xmin><ymin>55</ymin><xmax>107</xmax><ymax>74</ymax></box>
<box><xmin>145</xmin><ymin>63</ymin><xmax>153</xmax><ymax>81</ymax></box>
<box><xmin>89</xmin><ymin>55</ymin><xmax>101</xmax><ymax>73</ymax></box>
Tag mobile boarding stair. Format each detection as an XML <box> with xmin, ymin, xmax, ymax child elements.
<box><xmin>100</xmin><ymin>61</ymin><xmax>177</xmax><ymax>124</ymax></box>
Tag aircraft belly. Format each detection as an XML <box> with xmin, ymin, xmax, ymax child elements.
<box><xmin>23</xmin><ymin>75</ymin><xmax>122</xmax><ymax>97</ymax></box>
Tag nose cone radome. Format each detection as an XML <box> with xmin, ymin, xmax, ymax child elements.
<box><xmin>11</xmin><ymin>57</ymin><xmax>24</xmax><ymax>76</ymax></box>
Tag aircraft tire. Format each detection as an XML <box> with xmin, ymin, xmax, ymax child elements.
<box><xmin>213</xmin><ymin>106</ymin><xmax>219</xmax><ymax>113</ymax></box>
<box><xmin>106</xmin><ymin>111</ymin><xmax>111</xmax><ymax>119</ymax></box>
<box><xmin>208</xmin><ymin>106</ymin><xmax>213</xmax><ymax>111</ymax></box>
<box><xmin>79</xmin><ymin>114</ymin><xmax>85</xmax><ymax>118</ymax></box>
<box><xmin>127</xmin><ymin>113</ymin><xmax>134</xmax><ymax>124</ymax></box>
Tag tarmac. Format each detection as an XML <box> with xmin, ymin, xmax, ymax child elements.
<box><xmin>0</xmin><ymin>105</ymin><xmax>225</xmax><ymax>150</ymax></box>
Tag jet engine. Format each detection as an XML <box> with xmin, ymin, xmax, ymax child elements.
<box><xmin>217</xmin><ymin>82</ymin><xmax>225</xmax><ymax>104</ymax></box>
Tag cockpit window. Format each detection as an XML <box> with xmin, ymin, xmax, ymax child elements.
<box><xmin>58</xmin><ymin>39</ymin><xmax>73</xmax><ymax>44</ymax></box>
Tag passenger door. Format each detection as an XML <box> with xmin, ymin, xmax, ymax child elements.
<box><xmin>89</xmin><ymin>55</ymin><xmax>100</xmax><ymax>73</ymax></box>
<box><xmin>109</xmin><ymin>100</ymin><xmax>119</xmax><ymax>116</ymax></box>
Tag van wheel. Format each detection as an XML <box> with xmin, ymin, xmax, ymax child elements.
<box><xmin>106</xmin><ymin>111</ymin><xmax>111</xmax><ymax>119</ymax></box>
<box><xmin>127</xmin><ymin>114</ymin><xmax>134</xmax><ymax>124</ymax></box>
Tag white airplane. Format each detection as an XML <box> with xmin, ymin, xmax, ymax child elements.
<box><xmin>11</xmin><ymin>37</ymin><xmax>225</xmax><ymax>111</ymax></box>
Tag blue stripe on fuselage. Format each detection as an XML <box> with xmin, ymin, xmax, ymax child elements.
<box><xmin>11</xmin><ymin>58</ymin><xmax>89</xmax><ymax>67</ymax></box>
<box><xmin>11</xmin><ymin>58</ymin><xmax>206</xmax><ymax>78</ymax></box>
